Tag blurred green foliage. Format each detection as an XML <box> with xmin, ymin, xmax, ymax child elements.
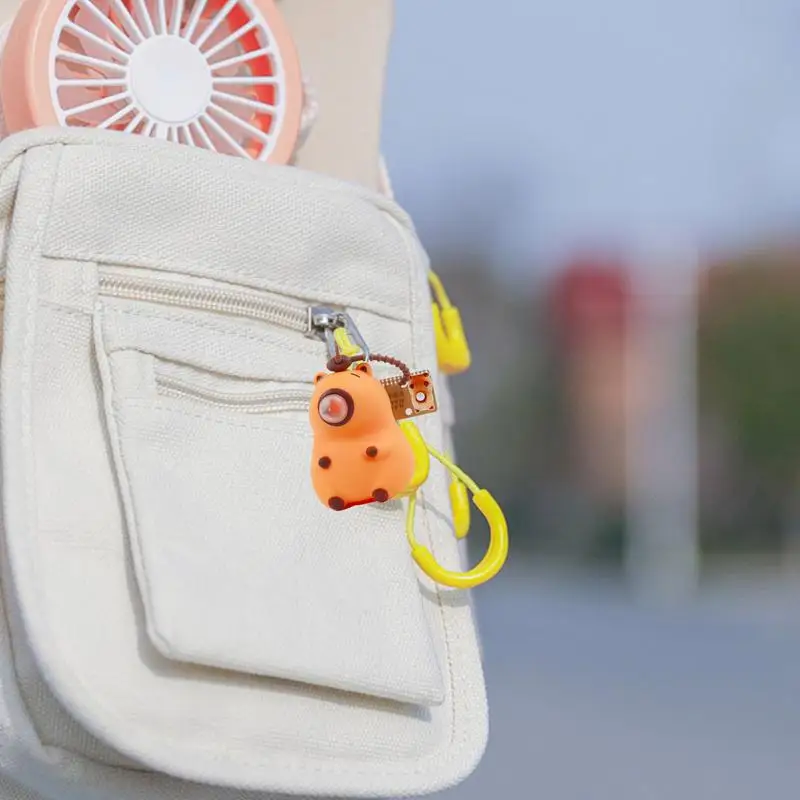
<box><xmin>699</xmin><ymin>267</ymin><xmax>800</xmax><ymax>553</ymax></box>
<box><xmin>432</xmin><ymin>250</ymin><xmax>800</xmax><ymax>562</ymax></box>
<box><xmin>701</xmin><ymin>297</ymin><xmax>800</xmax><ymax>478</ymax></box>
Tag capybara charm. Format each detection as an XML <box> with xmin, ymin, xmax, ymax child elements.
<box><xmin>310</xmin><ymin>360</ymin><xmax>416</xmax><ymax>510</ymax></box>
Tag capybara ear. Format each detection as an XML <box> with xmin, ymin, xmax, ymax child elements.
<box><xmin>354</xmin><ymin>362</ymin><xmax>373</xmax><ymax>377</ymax></box>
<box><xmin>314</xmin><ymin>372</ymin><xmax>327</xmax><ymax>384</ymax></box>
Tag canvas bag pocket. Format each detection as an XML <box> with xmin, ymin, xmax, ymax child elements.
<box><xmin>94</xmin><ymin>289</ymin><xmax>444</xmax><ymax>706</ymax></box>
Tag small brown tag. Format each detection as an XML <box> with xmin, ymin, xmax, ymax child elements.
<box><xmin>381</xmin><ymin>370</ymin><xmax>438</xmax><ymax>420</ymax></box>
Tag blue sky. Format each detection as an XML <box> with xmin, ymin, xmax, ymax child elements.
<box><xmin>382</xmin><ymin>0</ymin><xmax>800</xmax><ymax>280</ymax></box>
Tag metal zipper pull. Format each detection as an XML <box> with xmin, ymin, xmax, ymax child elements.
<box><xmin>308</xmin><ymin>306</ymin><xmax>371</xmax><ymax>361</ymax></box>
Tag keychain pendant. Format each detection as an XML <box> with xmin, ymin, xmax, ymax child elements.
<box><xmin>307</xmin><ymin>315</ymin><xmax>508</xmax><ymax>589</ymax></box>
<box><xmin>310</xmin><ymin>358</ymin><xmax>417</xmax><ymax>511</ymax></box>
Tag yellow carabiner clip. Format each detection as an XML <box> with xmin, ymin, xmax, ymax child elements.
<box><xmin>429</xmin><ymin>271</ymin><xmax>471</xmax><ymax>375</ymax></box>
<box><xmin>398</xmin><ymin>420</ymin><xmax>430</xmax><ymax>495</ymax></box>
<box><xmin>333</xmin><ymin>326</ymin><xmax>364</xmax><ymax>359</ymax></box>
<box><xmin>449</xmin><ymin>476</ymin><xmax>471</xmax><ymax>539</ymax></box>
<box><xmin>400</xmin><ymin>421</ymin><xmax>470</xmax><ymax>538</ymax></box>
<box><xmin>404</xmin><ymin>442</ymin><xmax>508</xmax><ymax>589</ymax></box>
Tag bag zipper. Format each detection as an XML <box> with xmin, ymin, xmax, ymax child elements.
<box><xmin>156</xmin><ymin>373</ymin><xmax>310</xmax><ymax>414</ymax></box>
<box><xmin>98</xmin><ymin>272</ymin><xmax>368</xmax><ymax>357</ymax></box>
<box><xmin>98</xmin><ymin>274</ymin><xmax>309</xmax><ymax>332</ymax></box>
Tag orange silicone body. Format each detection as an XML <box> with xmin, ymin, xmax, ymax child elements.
<box><xmin>310</xmin><ymin>363</ymin><xmax>416</xmax><ymax>511</ymax></box>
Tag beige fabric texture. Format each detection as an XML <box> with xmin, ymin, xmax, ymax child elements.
<box><xmin>0</xmin><ymin>128</ymin><xmax>487</xmax><ymax>800</ymax></box>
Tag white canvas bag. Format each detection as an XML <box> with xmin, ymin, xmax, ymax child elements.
<box><xmin>0</xmin><ymin>127</ymin><xmax>488</xmax><ymax>800</ymax></box>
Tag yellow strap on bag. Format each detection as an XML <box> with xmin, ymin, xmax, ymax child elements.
<box><xmin>429</xmin><ymin>271</ymin><xmax>471</xmax><ymax>375</ymax></box>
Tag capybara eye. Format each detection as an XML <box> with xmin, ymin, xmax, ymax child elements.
<box><xmin>318</xmin><ymin>390</ymin><xmax>354</xmax><ymax>426</ymax></box>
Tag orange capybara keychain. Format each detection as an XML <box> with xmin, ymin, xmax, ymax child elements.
<box><xmin>310</xmin><ymin>353</ymin><xmax>418</xmax><ymax>510</ymax></box>
<box><xmin>307</xmin><ymin>333</ymin><xmax>509</xmax><ymax>589</ymax></box>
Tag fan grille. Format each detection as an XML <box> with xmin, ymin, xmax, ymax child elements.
<box><xmin>50</xmin><ymin>0</ymin><xmax>292</xmax><ymax>160</ymax></box>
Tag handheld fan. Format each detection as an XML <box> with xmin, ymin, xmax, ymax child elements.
<box><xmin>0</xmin><ymin>0</ymin><xmax>303</xmax><ymax>162</ymax></box>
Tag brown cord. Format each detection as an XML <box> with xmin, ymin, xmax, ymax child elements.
<box><xmin>369</xmin><ymin>353</ymin><xmax>412</xmax><ymax>384</ymax></box>
<box><xmin>325</xmin><ymin>352</ymin><xmax>412</xmax><ymax>384</ymax></box>
<box><xmin>326</xmin><ymin>354</ymin><xmax>352</xmax><ymax>372</ymax></box>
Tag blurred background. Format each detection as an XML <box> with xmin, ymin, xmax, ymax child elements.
<box><xmin>383</xmin><ymin>1</ymin><xmax>800</xmax><ymax>797</ymax></box>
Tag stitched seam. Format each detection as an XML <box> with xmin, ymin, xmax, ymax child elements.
<box><xmin>0</xmin><ymin>143</ymin><xmax>51</xmax><ymax>768</ymax></box>
<box><xmin>13</xmin><ymin>144</ymin><xmax>67</xmax><ymax>759</ymax></box>
<box><xmin>95</xmin><ymin>321</ymin><xmax>168</xmax><ymax>687</ymax></box>
<box><xmin>390</xmin><ymin>212</ymin><xmax>463</xmax><ymax>761</ymax></box>
<box><xmin>0</xmin><ymin>147</ymin><xmax>134</xmax><ymax>775</ymax></box>
<box><xmin>26</xmin><ymin>155</ymin><xmax>128</xmax><ymax>773</ymax></box>
<box><xmin>38</xmin><ymin>300</ymin><xmax>91</xmax><ymax>317</ymax></box>
<box><xmin>117</xmin><ymin>400</ymin><xmax>312</xmax><ymax>438</ymax></box>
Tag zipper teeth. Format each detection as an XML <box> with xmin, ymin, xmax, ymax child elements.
<box><xmin>156</xmin><ymin>376</ymin><xmax>310</xmax><ymax>414</ymax></box>
<box><xmin>98</xmin><ymin>274</ymin><xmax>309</xmax><ymax>332</ymax></box>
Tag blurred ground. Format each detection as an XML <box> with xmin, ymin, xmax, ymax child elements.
<box><xmin>436</xmin><ymin>566</ymin><xmax>800</xmax><ymax>800</ymax></box>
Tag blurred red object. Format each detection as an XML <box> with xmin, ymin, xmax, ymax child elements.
<box><xmin>547</xmin><ymin>255</ymin><xmax>633</xmax><ymax>500</ymax></box>
<box><xmin>549</xmin><ymin>256</ymin><xmax>632</xmax><ymax>348</ymax></box>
